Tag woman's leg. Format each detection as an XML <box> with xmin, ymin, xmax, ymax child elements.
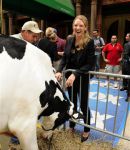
<box><xmin>80</xmin><ymin>76</ymin><xmax>90</xmax><ymax>132</ymax></box>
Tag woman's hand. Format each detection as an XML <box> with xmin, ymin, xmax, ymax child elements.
<box><xmin>66</xmin><ymin>74</ymin><xmax>76</xmax><ymax>87</ymax></box>
<box><xmin>104</xmin><ymin>58</ymin><xmax>109</xmax><ymax>63</ymax></box>
<box><xmin>55</xmin><ymin>72</ymin><xmax>62</xmax><ymax>81</ymax></box>
<box><xmin>118</xmin><ymin>58</ymin><xmax>122</xmax><ymax>62</ymax></box>
<box><xmin>58</xmin><ymin>52</ymin><xmax>64</xmax><ymax>56</ymax></box>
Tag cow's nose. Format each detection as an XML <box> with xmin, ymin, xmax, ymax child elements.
<box><xmin>72</xmin><ymin>111</ymin><xmax>84</xmax><ymax>120</ymax></box>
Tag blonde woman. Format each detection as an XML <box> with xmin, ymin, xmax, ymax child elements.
<box><xmin>55</xmin><ymin>15</ymin><xmax>95</xmax><ymax>142</ymax></box>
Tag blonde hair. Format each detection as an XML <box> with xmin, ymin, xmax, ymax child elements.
<box><xmin>45</xmin><ymin>27</ymin><xmax>57</xmax><ymax>41</ymax></box>
<box><xmin>72</xmin><ymin>15</ymin><xmax>91</xmax><ymax>49</ymax></box>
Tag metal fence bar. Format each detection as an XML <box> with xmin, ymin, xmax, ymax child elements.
<box><xmin>89</xmin><ymin>71</ymin><xmax>130</xmax><ymax>79</ymax></box>
<box><xmin>123</xmin><ymin>100</ymin><xmax>130</xmax><ymax>136</ymax></box>
<box><xmin>88</xmin><ymin>75</ymin><xmax>91</xmax><ymax>125</ymax></box>
<box><xmin>62</xmin><ymin>69</ymin><xmax>130</xmax><ymax>142</ymax></box>
<box><xmin>94</xmin><ymin>76</ymin><xmax>100</xmax><ymax>126</ymax></box>
<box><xmin>113</xmin><ymin>85</ymin><xmax>120</xmax><ymax>134</ymax></box>
<box><xmin>104</xmin><ymin>77</ymin><xmax>110</xmax><ymax>130</ymax></box>
<box><xmin>70</xmin><ymin>119</ymin><xmax>130</xmax><ymax>141</ymax></box>
<box><xmin>89</xmin><ymin>71</ymin><xmax>130</xmax><ymax>141</ymax></box>
<box><xmin>79</xmin><ymin>76</ymin><xmax>82</xmax><ymax>112</ymax></box>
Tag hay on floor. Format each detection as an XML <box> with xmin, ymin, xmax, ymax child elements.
<box><xmin>5</xmin><ymin>128</ymin><xmax>120</xmax><ymax>150</ymax></box>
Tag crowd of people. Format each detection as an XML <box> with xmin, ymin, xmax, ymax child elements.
<box><xmin>101</xmin><ymin>34</ymin><xmax>130</xmax><ymax>101</ymax></box>
<box><xmin>92</xmin><ymin>29</ymin><xmax>130</xmax><ymax>102</ymax></box>
<box><xmin>102</xmin><ymin>35</ymin><xmax>123</xmax><ymax>88</ymax></box>
<box><xmin>9</xmin><ymin>15</ymin><xmax>130</xmax><ymax>144</ymax></box>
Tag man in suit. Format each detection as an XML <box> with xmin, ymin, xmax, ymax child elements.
<box><xmin>120</xmin><ymin>33</ymin><xmax>130</xmax><ymax>102</ymax></box>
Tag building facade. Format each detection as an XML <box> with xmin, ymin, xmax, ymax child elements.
<box><xmin>73</xmin><ymin>0</ymin><xmax>130</xmax><ymax>68</ymax></box>
<box><xmin>0</xmin><ymin>0</ymin><xmax>75</xmax><ymax>38</ymax></box>
<box><xmin>1</xmin><ymin>0</ymin><xmax>130</xmax><ymax>46</ymax></box>
<box><xmin>73</xmin><ymin>0</ymin><xmax>130</xmax><ymax>44</ymax></box>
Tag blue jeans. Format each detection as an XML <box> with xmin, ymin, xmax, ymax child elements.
<box><xmin>95</xmin><ymin>54</ymin><xmax>101</xmax><ymax>71</ymax></box>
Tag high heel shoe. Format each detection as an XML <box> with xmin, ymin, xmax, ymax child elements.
<box><xmin>81</xmin><ymin>132</ymin><xmax>89</xmax><ymax>142</ymax></box>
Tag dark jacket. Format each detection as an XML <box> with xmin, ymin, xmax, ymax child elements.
<box><xmin>38</xmin><ymin>37</ymin><xmax>58</xmax><ymax>62</ymax></box>
<box><xmin>123</xmin><ymin>41</ymin><xmax>130</xmax><ymax>63</ymax></box>
<box><xmin>57</xmin><ymin>36</ymin><xmax>95</xmax><ymax>77</ymax></box>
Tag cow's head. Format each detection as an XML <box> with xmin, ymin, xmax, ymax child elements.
<box><xmin>38</xmin><ymin>80</ymin><xmax>83</xmax><ymax>131</ymax></box>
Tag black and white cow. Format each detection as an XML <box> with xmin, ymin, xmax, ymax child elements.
<box><xmin>0</xmin><ymin>35</ymin><xmax>82</xmax><ymax>150</ymax></box>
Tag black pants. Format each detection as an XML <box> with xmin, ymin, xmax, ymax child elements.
<box><xmin>122</xmin><ymin>62</ymin><xmax>130</xmax><ymax>96</ymax></box>
<box><xmin>67</xmin><ymin>75</ymin><xmax>90</xmax><ymax>132</ymax></box>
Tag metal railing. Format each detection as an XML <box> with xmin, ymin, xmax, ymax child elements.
<box><xmin>62</xmin><ymin>69</ymin><xmax>130</xmax><ymax>142</ymax></box>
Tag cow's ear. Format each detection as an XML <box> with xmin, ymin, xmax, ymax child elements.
<box><xmin>40</xmin><ymin>81</ymin><xmax>50</xmax><ymax>107</ymax></box>
<box><xmin>45</xmin><ymin>81</ymin><xmax>55</xmax><ymax>98</ymax></box>
<box><xmin>40</xmin><ymin>80</ymin><xmax>57</xmax><ymax>107</ymax></box>
<box><xmin>49</xmin><ymin>80</ymin><xmax>56</xmax><ymax>95</ymax></box>
<box><xmin>44</xmin><ymin>80</ymin><xmax>56</xmax><ymax>98</ymax></box>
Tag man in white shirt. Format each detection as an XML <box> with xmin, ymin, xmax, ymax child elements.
<box><xmin>11</xmin><ymin>20</ymin><xmax>42</xmax><ymax>44</ymax></box>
